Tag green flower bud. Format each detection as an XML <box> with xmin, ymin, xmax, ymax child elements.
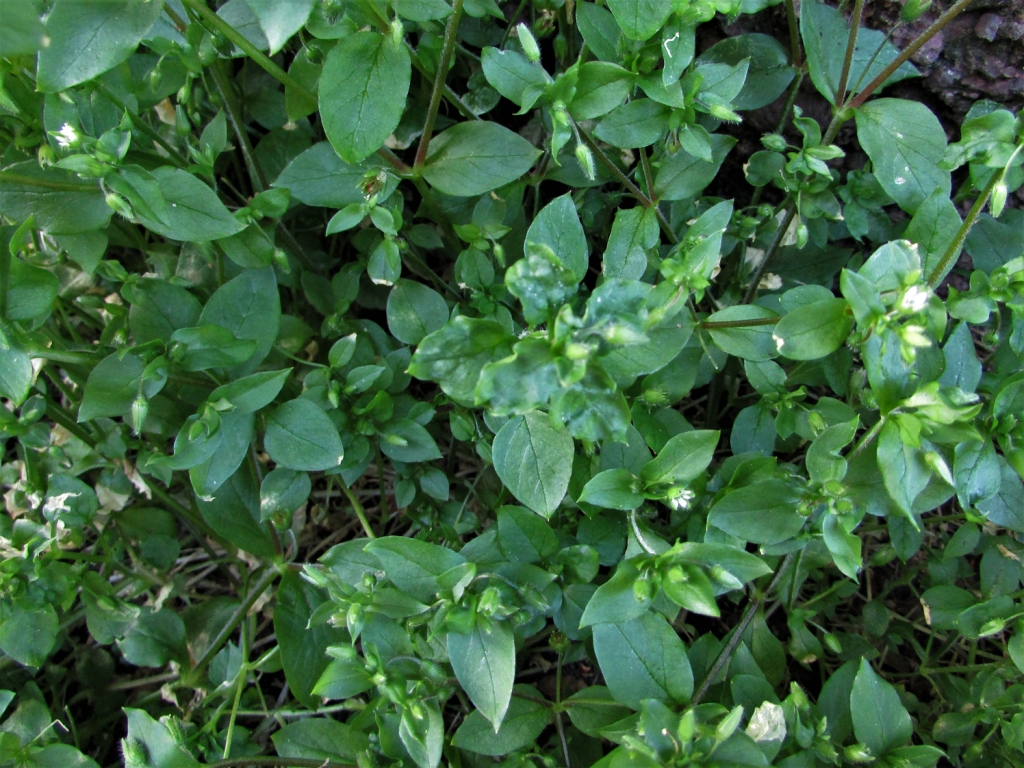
<box><xmin>709</xmin><ymin>103</ymin><xmax>742</xmax><ymax>123</ymax></box>
<box><xmin>991</xmin><ymin>179</ymin><xmax>1008</xmax><ymax>218</ymax></box>
<box><xmin>761</xmin><ymin>133</ymin><xmax>787</xmax><ymax>151</ymax></box>
<box><xmin>131</xmin><ymin>395</ymin><xmax>148</xmax><ymax>436</ymax></box>
<box><xmin>795</xmin><ymin>221</ymin><xmax>809</xmax><ymax>249</ymax></box>
<box><xmin>177</xmin><ymin>81</ymin><xmax>191</xmax><ymax>106</ymax></box>
<box><xmin>901</xmin><ymin>0</ymin><xmax>932</xmax><ymax>22</ymax></box>
<box><xmin>105</xmin><ymin>192</ymin><xmax>135</xmax><ymax>220</ymax></box>
<box><xmin>844</xmin><ymin>744</ymin><xmax>873</xmax><ymax>763</ymax></box>
<box><xmin>575</xmin><ymin>142</ymin><xmax>596</xmax><ymax>181</ymax></box>
<box><xmin>121</xmin><ymin>737</ymin><xmax>148</xmax><ymax>768</ymax></box>
<box><xmin>517</xmin><ymin>23</ymin><xmax>541</xmax><ymax>63</ymax></box>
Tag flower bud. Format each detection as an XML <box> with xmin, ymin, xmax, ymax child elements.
<box><xmin>121</xmin><ymin>738</ymin><xmax>147</xmax><ymax>768</ymax></box>
<box><xmin>844</xmin><ymin>744</ymin><xmax>874</xmax><ymax>763</ymax></box>
<box><xmin>901</xmin><ymin>0</ymin><xmax>932</xmax><ymax>22</ymax></box>
<box><xmin>575</xmin><ymin>142</ymin><xmax>596</xmax><ymax>181</ymax></box>
<box><xmin>105</xmin><ymin>192</ymin><xmax>135</xmax><ymax>220</ymax></box>
<box><xmin>517</xmin><ymin>23</ymin><xmax>541</xmax><ymax>63</ymax></box>
<box><xmin>709</xmin><ymin>103</ymin><xmax>742</xmax><ymax>123</ymax></box>
<box><xmin>761</xmin><ymin>133</ymin><xmax>787</xmax><ymax>152</ymax></box>
<box><xmin>131</xmin><ymin>395</ymin><xmax>149</xmax><ymax>436</ymax></box>
<box><xmin>991</xmin><ymin>179</ymin><xmax>1008</xmax><ymax>218</ymax></box>
<box><xmin>795</xmin><ymin>221</ymin><xmax>809</xmax><ymax>249</ymax></box>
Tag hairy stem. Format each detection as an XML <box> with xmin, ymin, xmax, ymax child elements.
<box><xmin>835</xmin><ymin>0</ymin><xmax>865</xmax><ymax>107</ymax></box>
<box><xmin>846</xmin><ymin>0</ymin><xmax>976</xmax><ymax>110</ymax></box>
<box><xmin>691</xmin><ymin>552</ymin><xmax>795</xmax><ymax>705</ymax></box>
<box><xmin>415</xmin><ymin>0</ymin><xmax>466</xmax><ymax>169</ymax></box>
<box><xmin>743</xmin><ymin>205</ymin><xmax>796</xmax><ymax>304</ymax></box>
<box><xmin>784</xmin><ymin>0</ymin><xmax>802</xmax><ymax>68</ymax></box>
<box><xmin>927</xmin><ymin>164</ymin><xmax>1009</xmax><ymax>287</ymax></box>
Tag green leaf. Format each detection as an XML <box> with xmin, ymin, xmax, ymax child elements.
<box><xmin>0</xmin><ymin>162</ymin><xmax>110</xmax><ymax>235</ymax></box>
<box><xmin>605</xmin><ymin>0</ymin><xmax>673</xmax><ymax>41</ymax></box>
<box><xmin>654</xmin><ymin>134</ymin><xmax>736</xmax><ymax>201</ymax></box>
<box><xmin>580</xmin><ymin>561</ymin><xmax>650</xmax><ymax>626</ymax></box>
<box><xmin>707</xmin><ymin>479</ymin><xmax>805</xmax><ymax>545</ymax></box>
<box><xmin>640</xmin><ymin>429</ymin><xmax>719</xmax><ymax>487</ymax></box>
<box><xmin>0</xmin><ymin>1</ymin><xmax>44</xmax><ymax>56</ymax></box>
<box><xmin>312</xmin><ymin>657</ymin><xmax>374</xmax><ymax>700</ymax></box>
<box><xmin>123</xmin><ymin>709</ymin><xmax>198</xmax><ymax>768</ymax></box>
<box><xmin>189</xmin><ymin>410</ymin><xmax>254</xmax><ymax>497</ymax></box>
<box><xmin>579</xmin><ymin>469</ymin><xmax>644</xmax><ymax>510</ymax></box>
<box><xmin>706</xmin><ymin>306</ymin><xmax>780</xmax><ymax>362</ymax></box>
<box><xmin>452</xmin><ymin>684</ymin><xmax>550</xmax><ymax>755</ymax></box>
<box><xmin>422</xmin><ymin>122</ymin><xmax>541</xmax><ymax>196</ymax></box>
<box><xmin>801</xmin><ymin>1</ymin><xmax>918</xmax><ymax>105</ymax></box>
<box><xmin>953</xmin><ymin>439</ymin><xmax>1001</xmax><ymax>509</ymax></box>
<box><xmin>260</xmin><ymin>468</ymin><xmax>312</xmax><ymax>521</ymax></box>
<box><xmin>272</xmin><ymin>719</ymin><xmax>368</xmax><ymax>763</ymax></box>
<box><xmin>395</xmin><ymin>0</ymin><xmax>453</xmax><ymax>21</ymax></box>
<box><xmin>365</xmin><ymin>536</ymin><xmax>466</xmax><ymax>601</ymax></box>
<box><xmin>492</xmin><ymin>411</ymin><xmax>574</xmax><ymax>519</ymax></box>
<box><xmin>78</xmin><ymin>352</ymin><xmax>144</xmax><ymax>422</ymax></box>
<box><xmin>126</xmin><ymin>279</ymin><xmax>203</xmax><ymax>344</ymax></box>
<box><xmin>36</xmin><ymin>0</ymin><xmax>163</xmax><ymax>92</ymax></box>
<box><xmin>0</xmin><ymin>599</ymin><xmax>57</xmax><ymax>667</ymax></box>
<box><xmin>697</xmin><ymin>34</ymin><xmax>794</xmax><ymax>110</ymax></box>
<box><xmin>476</xmin><ymin>336</ymin><xmax>560</xmax><ymax>414</ymax></box>
<box><xmin>117</xmin><ymin>608</ymin><xmax>186</xmax><ymax>668</ymax></box>
<box><xmin>570</xmin><ymin>62</ymin><xmax>634</xmax><ymax>120</ymax></box>
<box><xmin>209</xmin><ymin>369</ymin><xmax>291</xmax><ymax>414</ymax></box>
<box><xmin>386</xmin><ymin>279</ymin><xmax>449</xmax><ymax>345</ymax></box>
<box><xmin>408</xmin><ymin>317</ymin><xmax>514</xmax><ymax>405</ymax></box>
<box><xmin>198</xmin><ymin>266</ymin><xmax>281</xmax><ymax>376</ymax></box>
<box><xmin>577</xmin><ymin>3</ymin><xmax>621</xmax><ymax>62</ymax></box>
<box><xmin>855</xmin><ymin>99</ymin><xmax>950</xmax><ymax>214</ymax></box>
<box><xmin>320</xmin><ymin>31</ymin><xmax>411</xmax><ymax>163</ymax></box>
<box><xmin>595</xmin><ymin>99</ymin><xmax>670</xmax><ymax>149</ymax></box>
<box><xmin>196</xmin><ymin>466</ymin><xmax>277</xmax><ymax>558</ymax></box>
<box><xmin>496</xmin><ymin>506</ymin><xmax>559</xmax><ymax>562</ymax></box>
<box><xmin>592</xmin><ymin>612</ymin><xmax>693</xmax><ymax>709</ymax></box>
<box><xmin>378</xmin><ymin>418</ymin><xmax>442</xmax><ymax>463</ymax></box>
<box><xmin>904</xmin><ymin>191</ymin><xmax>962</xmax><ymax>285</ymax></box>
<box><xmin>6</xmin><ymin>259</ymin><xmax>58</xmax><ymax>322</ymax></box>
<box><xmin>603</xmin><ymin>205</ymin><xmax>659</xmax><ymax>281</ymax></box>
<box><xmin>245</xmin><ymin>0</ymin><xmax>314</xmax><ymax>55</ymax></box>
<box><xmin>526</xmin><ymin>194</ymin><xmax>589</xmax><ymax>283</ymax></box>
<box><xmin>877</xmin><ymin>420</ymin><xmax>931</xmax><ymax>518</ymax></box>
<box><xmin>851</xmin><ymin>658</ymin><xmax>913</xmax><ymax>756</ymax></box>
<box><xmin>448</xmin><ymin>620</ymin><xmax>516</xmax><ymax>730</ymax></box>
<box><xmin>481</xmin><ymin>48</ymin><xmax>549</xmax><ymax>112</ymax></box>
<box><xmin>264</xmin><ymin>399</ymin><xmax>345</xmax><ymax>471</ymax></box>
<box><xmin>0</xmin><ymin>338</ymin><xmax>32</xmax><ymax>406</ymax></box>
<box><xmin>272</xmin><ymin>143</ymin><xmax>378</xmax><ymax>208</ymax></box>
<box><xmin>274</xmin><ymin>572</ymin><xmax>347</xmax><ymax>710</ymax></box>
<box><xmin>170</xmin><ymin>325</ymin><xmax>257</xmax><ymax>371</ymax></box>
<box><xmin>772</xmin><ymin>297</ymin><xmax>852</xmax><ymax>361</ymax></box>
<box><xmin>129</xmin><ymin>167</ymin><xmax>245</xmax><ymax>242</ymax></box>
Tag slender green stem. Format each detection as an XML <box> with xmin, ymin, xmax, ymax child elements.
<box><xmin>181</xmin><ymin>0</ymin><xmax>313</xmax><ymax>100</ymax></box>
<box><xmin>743</xmin><ymin>205</ymin><xmax>796</xmax><ymax>304</ymax></box>
<box><xmin>415</xmin><ymin>0</ymin><xmax>466</xmax><ymax>170</ymax></box>
<box><xmin>846</xmin><ymin>0</ymin><xmax>976</xmax><ymax>110</ymax></box>
<box><xmin>341</xmin><ymin>481</ymin><xmax>377</xmax><ymax>539</ymax></box>
<box><xmin>784</xmin><ymin>0</ymin><xmax>802</xmax><ymax>67</ymax></box>
<box><xmin>0</xmin><ymin>171</ymin><xmax>99</xmax><ymax>192</ymax></box>
<box><xmin>639</xmin><ymin>146</ymin><xmax>655</xmax><ymax>201</ymax></box>
<box><xmin>187</xmin><ymin>568</ymin><xmax>280</xmax><ymax>684</ymax></box>
<box><xmin>848</xmin><ymin>415</ymin><xmax>886</xmax><ymax>461</ymax></box>
<box><xmin>94</xmin><ymin>81</ymin><xmax>189</xmax><ymax>167</ymax></box>
<box><xmin>691</xmin><ymin>552</ymin><xmax>795</xmax><ymax>705</ymax></box>
<box><xmin>835</xmin><ymin>0</ymin><xmax>865</xmax><ymax>108</ymax></box>
<box><xmin>927</xmin><ymin>161</ymin><xmax>1013</xmax><ymax>287</ymax></box>
<box><xmin>574</xmin><ymin>119</ymin><xmax>677</xmax><ymax>244</ymax></box>
<box><xmin>210</xmin><ymin>63</ymin><xmax>267</xmax><ymax>192</ymax></box>
<box><xmin>700</xmin><ymin>316</ymin><xmax>779</xmax><ymax>330</ymax></box>
<box><xmin>44</xmin><ymin>397</ymin><xmax>95</xmax><ymax>446</ymax></box>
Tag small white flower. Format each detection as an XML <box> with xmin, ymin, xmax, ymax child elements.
<box><xmin>55</xmin><ymin>123</ymin><xmax>78</xmax><ymax>148</ymax></box>
<box><xmin>758</xmin><ymin>272</ymin><xmax>783</xmax><ymax>291</ymax></box>
<box><xmin>667</xmin><ymin>487</ymin><xmax>695</xmax><ymax>511</ymax></box>
<box><xmin>901</xmin><ymin>285</ymin><xmax>929</xmax><ymax>313</ymax></box>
